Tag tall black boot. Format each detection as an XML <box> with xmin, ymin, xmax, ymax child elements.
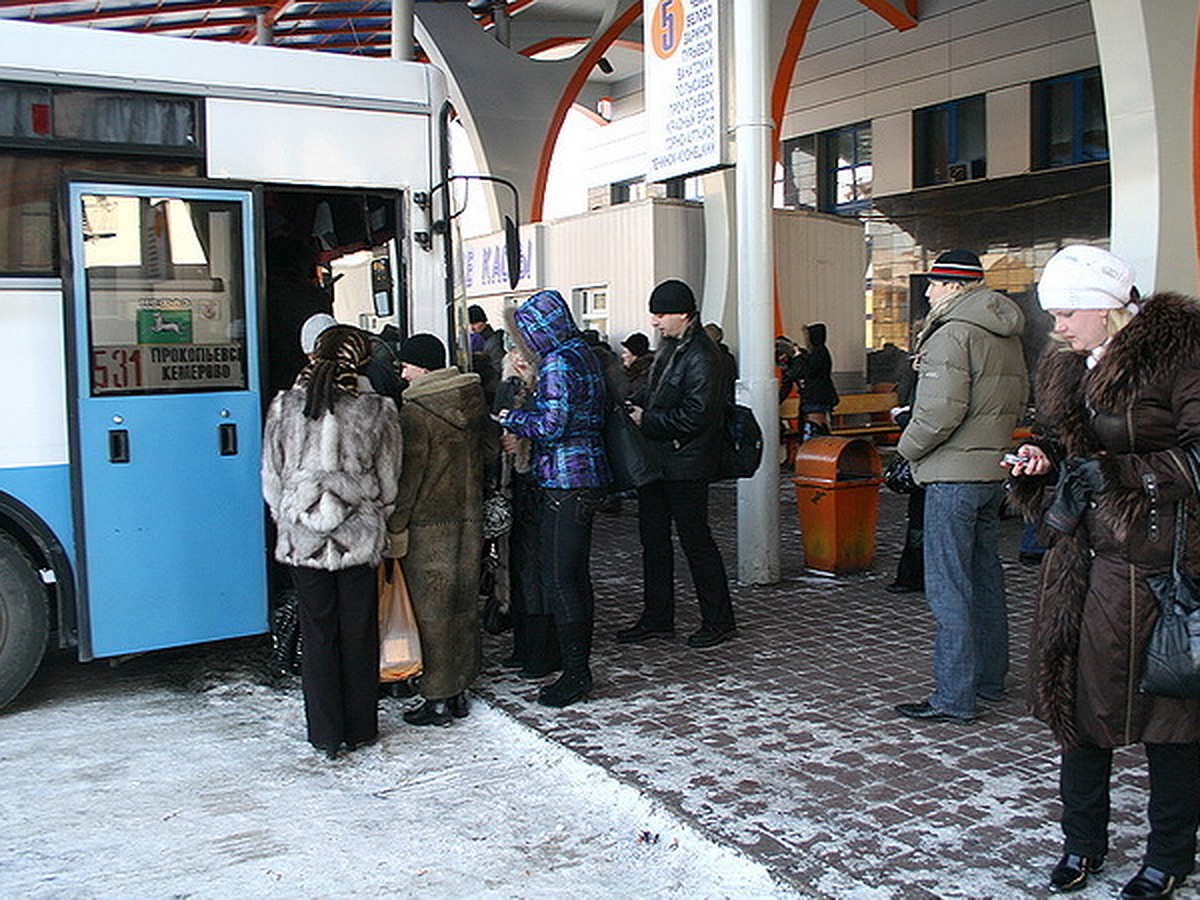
<box><xmin>538</xmin><ymin>620</ymin><xmax>592</xmax><ymax>708</ymax></box>
<box><xmin>888</xmin><ymin>527</ymin><xmax>924</xmax><ymax>592</ymax></box>
<box><xmin>521</xmin><ymin>614</ymin><xmax>562</xmax><ymax>678</ymax></box>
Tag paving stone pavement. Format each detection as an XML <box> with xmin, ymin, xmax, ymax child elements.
<box><xmin>475</xmin><ymin>470</ymin><xmax>1180</xmax><ymax>899</ymax></box>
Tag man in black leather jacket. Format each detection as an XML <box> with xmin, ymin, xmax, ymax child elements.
<box><xmin>618</xmin><ymin>279</ymin><xmax>737</xmax><ymax>649</ymax></box>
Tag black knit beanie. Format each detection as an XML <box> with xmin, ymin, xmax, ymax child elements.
<box><xmin>648</xmin><ymin>279</ymin><xmax>697</xmax><ymax>315</ymax></box>
<box><xmin>398</xmin><ymin>333</ymin><xmax>446</xmax><ymax>371</ymax></box>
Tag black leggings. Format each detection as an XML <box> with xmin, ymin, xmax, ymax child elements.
<box><xmin>538</xmin><ymin>488</ymin><xmax>603</xmax><ymax>626</ymax></box>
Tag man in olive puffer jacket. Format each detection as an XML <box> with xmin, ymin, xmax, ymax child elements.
<box><xmin>895</xmin><ymin>249</ymin><xmax>1028</xmax><ymax>723</ymax></box>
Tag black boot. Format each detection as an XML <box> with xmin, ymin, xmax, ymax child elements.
<box><xmin>520</xmin><ymin>613</ymin><xmax>562</xmax><ymax>677</ymax></box>
<box><xmin>538</xmin><ymin>621</ymin><xmax>592</xmax><ymax>708</ymax></box>
<box><xmin>403</xmin><ymin>699</ymin><xmax>452</xmax><ymax>727</ymax></box>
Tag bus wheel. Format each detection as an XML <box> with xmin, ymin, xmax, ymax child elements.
<box><xmin>0</xmin><ymin>534</ymin><xmax>49</xmax><ymax>710</ymax></box>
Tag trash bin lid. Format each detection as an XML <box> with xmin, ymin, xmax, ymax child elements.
<box><xmin>793</xmin><ymin>436</ymin><xmax>882</xmax><ymax>482</ymax></box>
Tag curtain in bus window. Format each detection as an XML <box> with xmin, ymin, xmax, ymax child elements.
<box><xmin>0</xmin><ymin>154</ymin><xmax>199</xmax><ymax>275</ymax></box>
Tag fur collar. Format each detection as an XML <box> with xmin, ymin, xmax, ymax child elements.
<box><xmin>1089</xmin><ymin>292</ymin><xmax>1200</xmax><ymax>409</ymax></box>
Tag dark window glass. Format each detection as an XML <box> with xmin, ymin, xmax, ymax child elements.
<box><xmin>1033</xmin><ymin>68</ymin><xmax>1108</xmax><ymax>169</ymax></box>
<box><xmin>0</xmin><ymin>153</ymin><xmax>200</xmax><ymax>275</ymax></box>
<box><xmin>914</xmin><ymin>95</ymin><xmax>986</xmax><ymax>186</ymax></box>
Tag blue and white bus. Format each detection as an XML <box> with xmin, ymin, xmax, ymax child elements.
<box><xmin>0</xmin><ymin>20</ymin><xmax>475</xmax><ymax>708</ymax></box>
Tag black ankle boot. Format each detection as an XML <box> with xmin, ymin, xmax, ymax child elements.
<box><xmin>538</xmin><ymin>620</ymin><xmax>592</xmax><ymax>708</ymax></box>
<box><xmin>403</xmin><ymin>699</ymin><xmax>452</xmax><ymax>726</ymax></box>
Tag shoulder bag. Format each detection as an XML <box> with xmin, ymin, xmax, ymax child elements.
<box><xmin>1140</xmin><ymin>447</ymin><xmax>1200</xmax><ymax>698</ymax></box>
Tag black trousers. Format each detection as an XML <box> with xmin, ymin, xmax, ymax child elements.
<box><xmin>290</xmin><ymin>564</ymin><xmax>379</xmax><ymax>750</ymax></box>
<box><xmin>1060</xmin><ymin>742</ymin><xmax>1200</xmax><ymax>875</ymax></box>
<box><xmin>636</xmin><ymin>479</ymin><xmax>734</xmax><ymax>632</ymax></box>
<box><xmin>893</xmin><ymin>488</ymin><xmax>925</xmax><ymax>590</ymax></box>
<box><xmin>538</xmin><ymin>488</ymin><xmax>602</xmax><ymax>628</ymax></box>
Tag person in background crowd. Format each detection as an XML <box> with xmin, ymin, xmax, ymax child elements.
<box><xmin>468</xmin><ymin>304</ymin><xmax>506</xmax><ymax>372</ymax></box>
<box><xmin>262</xmin><ymin>325</ymin><xmax>401</xmax><ymax>760</ymax></box>
<box><xmin>894</xmin><ymin>249</ymin><xmax>1027</xmax><ymax>724</ymax></box>
<box><xmin>704</xmin><ymin>322</ymin><xmax>738</xmax><ymax>402</ymax></box>
<box><xmin>265</xmin><ymin>236</ymin><xmax>333</xmax><ymax>398</ymax></box>
<box><xmin>1007</xmin><ymin>245</ymin><xmax>1200</xmax><ymax>900</ymax></box>
<box><xmin>618</xmin><ymin>279</ymin><xmax>737</xmax><ymax>650</ymax></box>
<box><xmin>620</xmin><ymin>332</ymin><xmax>656</xmax><ymax>400</ymax></box>
<box><xmin>495</xmin><ymin>345</ymin><xmax>562</xmax><ymax>679</ymax></box>
<box><xmin>887</xmin><ymin>345</ymin><xmax>925</xmax><ymax>594</ymax></box>
<box><xmin>388</xmin><ymin>333</ymin><xmax>489</xmax><ymax>726</ymax></box>
<box><xmin>300</xmin><ymin>313</ymin><xmax>403</xmax><ymax>405</ymax></box>
<box><xmin>498</xmin><ymin>291</ymin><xmax>610</xmax><ymax>707</ymax></box>
<box><xmin>795</xmin><ymin>323</ymin><xmax>838</xmax><ymax>438</ymax></box>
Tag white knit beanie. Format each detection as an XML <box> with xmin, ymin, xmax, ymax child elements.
<box><xmin>300</xmin><ymin>313</ymin><xmax>338</xmax><ymax>354</ymax></box>
<box><xmin>1037</xmin><ymin>245</ymin><xmax>1136</xmax><ymax>311</ymax></box>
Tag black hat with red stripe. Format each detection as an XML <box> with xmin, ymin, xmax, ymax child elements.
<box><xmin>924</xmin><ymin>249</ymin><xmax>984</xmax><ymax>282</ymax></box>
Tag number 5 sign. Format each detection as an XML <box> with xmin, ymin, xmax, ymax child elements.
<box><xmin>644</xmin><ymin>0</ymin><xmax>728</xmax><ymax>181</ymax></box>
<box><xmin>651</xmin><ymin>0</ymin><xmax>685</xmax><ymax>59</ymax></box>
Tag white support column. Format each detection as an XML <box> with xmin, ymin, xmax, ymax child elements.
<box><xmin>1090</xmin><ymin>0</ymin><xmax>1200</xmax><ymax>293</ymax></box>
<box><xmin>733</xmin><ymin>0</ymin><xmax>780</xmax><ymax>585</ymax></box>
<box><xmin>391</xmin><ymin>0</ymin><xmax>414</xmax><ymax>61</ymax></box>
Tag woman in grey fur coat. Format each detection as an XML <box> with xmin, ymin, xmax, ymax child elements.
<box><xmin>262</xmin><ymin>325</ymin><xmax>401</xmax><ymax>760</ymax></box>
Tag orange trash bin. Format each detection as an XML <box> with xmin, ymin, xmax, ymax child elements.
<box><xmin>792</xmin><ymin>436</ymin><xmax>883</xmax><ymax>574</ymax></box>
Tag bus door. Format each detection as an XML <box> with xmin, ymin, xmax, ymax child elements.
<box><xmin>65</xmin><ymin>182</ymin><xmax>267</xmax><ymax>659</ymax></box>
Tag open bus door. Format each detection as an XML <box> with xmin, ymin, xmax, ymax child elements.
<box><xmin>64</xmin><ymin>181</ymin><xmax>267</xmax><ymax>660</ymax></box>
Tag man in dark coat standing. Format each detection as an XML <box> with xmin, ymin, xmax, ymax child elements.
<box><xmin>618</xmin><ymin>279</ymin><xmax>736</xmax><ymax>649</ymax></box>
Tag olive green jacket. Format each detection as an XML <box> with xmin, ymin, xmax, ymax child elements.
<box><xmin>898</xmin><ymin>285</ymin><xmax>1028</xmax><ymax>483</ymax></box>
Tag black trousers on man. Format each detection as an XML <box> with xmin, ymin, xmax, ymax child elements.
<box><xmin>1060</xmin><ymin>742</ymin><xmax>1200</xmax><ymax>875</ymax></box>
<box><xmin>290</xmin><ymin>564</ymin><xmax>379</xmax><ymax>752</ymax></box>
<box><xmin>636</xmin><ymin>479</ymin><xmax>735</xmax><ymax>633</ymax></box>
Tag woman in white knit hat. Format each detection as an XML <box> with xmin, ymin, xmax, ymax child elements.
<box><xmin>1007</xmin><ymin>245</ymin><xmax>1200</xmax><ymax>899</ymax></box>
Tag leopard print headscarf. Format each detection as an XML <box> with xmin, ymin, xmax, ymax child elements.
<box><xmin>297</xmin><ymin>324</ymin><xmax>371</xmax><ymax>419</ymax></box>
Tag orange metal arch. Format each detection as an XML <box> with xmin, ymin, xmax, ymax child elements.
<box><xmin>520</xmin><ymin>36</ymin><xmax>643</xmax><ymax>58</ymax></box>
<box><xmin>530</xmin><ymin>2</ymin><xmax>642</xmax><ymax>222</ymax></box>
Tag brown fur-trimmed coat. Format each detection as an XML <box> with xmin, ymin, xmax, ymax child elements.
<box><xmin>1009</xmin><ymin>292</ymin><xmax>1200</xmax><ymax>748</ymax></box>
<box><xmin>387</xmin><ymin>368</ymin><xmax>490</xmax><ymax>700</ymax></box>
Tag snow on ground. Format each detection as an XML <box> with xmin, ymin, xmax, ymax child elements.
<box><xmin>0</xmin><ymin>650</ymin><xmax>798</xmax><ymax>898</ymax></box>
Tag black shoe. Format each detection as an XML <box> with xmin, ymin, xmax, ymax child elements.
<box><xmin>1049</xmin><ymin>853</ymin><xmax>1105</xmax><ymax>892</ymax></box>
<box><xmin>538</xmin><ymin>670</ymin><xmax>593</xmax><ymax>708</ymax></box>
<box><xmin>344</xmin><ymin>734</ymin><xmax>379</xmax><ymax>753</ymax></box>
<box><xmin>500</xmin><ymin>654</ymin><xmax>524</xmax><ymax>670</ymax></box>
<box><xmin>686</xmin><ymin>626</ymin><xmax>736</xmax><ymax>648</ymax></box>
<box><xmin>885</xmin><ymin>581</ymin><xmax>920</xmax><ymax>594</ymax></box>
<box><xmin>1120</xmin><ymin>865</ymin><xmax>1183</xmax><ymax>899</ymax></box>
<box><xmin>447</xmin><ymin>692</ymin><xmax>469</xmax><ymax>719</ymax></box>
<box><xmin>403</xmin><ymin>699</ymin><xmax>452</xmax><ymax>727</ymax></box>
<box><xmin>615</xmin><ymin>621</ymin><xmax>675</xmax><ymax>643</ymax></box>
<box><xmin>311</xmin><ymin>742</ymin><xmax>340</xmax><ymax>760</ymax></box>
<box><xmin>894</xmin><ymin>701</ymin><xmax>973</xmax><ymax>723</ymax></box>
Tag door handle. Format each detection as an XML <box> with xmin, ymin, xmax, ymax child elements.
<box><xmin>218</xmin><ymin>422</ymin><xmax>238</xmax><ymax>456</ymax></box>
<box><xmin>108</xmin><ymin>429</ymin><xmax>130</xmax><ymax>464</ymax></box>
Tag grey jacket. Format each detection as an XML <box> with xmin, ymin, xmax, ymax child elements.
<box><xmin>262</xmin><ymin>385</ymin><xmax>401</xmax><ymax>570</ymax></box>
<box><xmin>898</xmin><ymin>285</ymin><xmax>1028</xmax><ymax>483</ymax></box>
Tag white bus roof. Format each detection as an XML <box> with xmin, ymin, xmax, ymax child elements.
<box><xmin>0</xmin><ymin>19</ymin><xmax>444</xmax><ymax>113</ymax></box>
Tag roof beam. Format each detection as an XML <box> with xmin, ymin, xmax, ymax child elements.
<box><xmin>856</xmin><ymin>0</ymin><xmax>917</xmax><ymax>31</ymax></box>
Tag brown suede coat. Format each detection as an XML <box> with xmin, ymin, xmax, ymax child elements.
<box><xmin>1010</xmin><ymin>292</ymin><xmax>1200</xmax><ymax>748</ymax></box>
<box><xmin>387</xmin><ymin>368</ymin><xmax>489</xmax><ymax>700</ymax></box>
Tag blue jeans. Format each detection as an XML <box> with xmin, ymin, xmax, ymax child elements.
<box><xmin>922</xmin><ymin>481</ymin><xmax>1008</xmax><ymax>717</ymax></box>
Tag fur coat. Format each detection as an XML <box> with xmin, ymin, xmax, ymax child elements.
<box><xmin>1009</xmin><ymin>292</ymin><xmax>1200</xmax><ymax>748</ymax></box>
<box><xmin>387</xmin><ymin>367</ymin><xmax>490</xmax><ymax>700</ymax></box>
<box><xmin>262</xmin><ymin>386</ymin><xmax>401</xmax><ymax>570</ymax></box>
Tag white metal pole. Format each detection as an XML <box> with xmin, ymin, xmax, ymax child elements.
<box><xmin>391</xmin><ymin>0</ymin><xmax>414</xmax><ymax>60</ymax></box>
<box><xmin>733</xmin><ymin>0</ymin><xmax>780</xmax><ymax>584</ymax></box>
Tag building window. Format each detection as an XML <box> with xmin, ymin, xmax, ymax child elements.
<box><xmin>1032</xmin><ymin>68</ymin><xmax>1108</xmax><ymax>169</ymax></box>
<box><xmin>781</xmin><ymin>123</ymin><xmax>871</xmax><ymax>215</ymax></box>
<box><xmin>823</xmin><ymin>122</ymin><xmax>872</xmax><ymax>213</ymax></box>
<box><xmin>914</xmin><ymin>95</ymin><xmax>986</xmax><ymax>186</ymax></box>
<box><xmin>573</xmin><ymin>285</ymin><xmax>609</xmax><ymax>338</ymax></box>
<box><xmin>781</xmin><ymin>135</ymin><xmax>817</xmax><ymax>209</ymax></box>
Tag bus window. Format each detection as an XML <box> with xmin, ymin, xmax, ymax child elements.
<box><xmin>82</xmin><ymin>193</ymin><xmax>247</xmax><ymax>395</ymax></box>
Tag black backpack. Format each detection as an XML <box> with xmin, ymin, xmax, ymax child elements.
<box><xmin>715</xmin><ymin>403</ymin><xmax>763</xmax><ymax>481</ymax></box>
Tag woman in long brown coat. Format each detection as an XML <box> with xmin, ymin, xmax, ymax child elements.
<box><xmin>1008</xmin><ymin>246</ymin><xmax>1200</xmax><ymax>899</ymax></box>
<box><xmin>387</xmin><ymin>333</ymin><xmax>489</xmax><ymax>726</ymax></box>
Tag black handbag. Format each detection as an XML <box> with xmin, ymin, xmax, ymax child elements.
<box><xmin>1141</xmin><ymin>500</ymin><xmax>1200</xmax><ymax>698</ymax></box>
<box><xmin>604</xmin><ymin>405</ymin><xmax>663</xmax><ymax>491</ymax></box>
<box><xmin>883</xmin><ymin>455</ymin><xmax>918</xmax><ymax>494</ymax></box>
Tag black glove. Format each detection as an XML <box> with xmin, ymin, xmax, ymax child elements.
<box><xmin>1044</xmin><ymin>457</ymin><xmax>1106</xmax><ymax>535</ymax></box>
